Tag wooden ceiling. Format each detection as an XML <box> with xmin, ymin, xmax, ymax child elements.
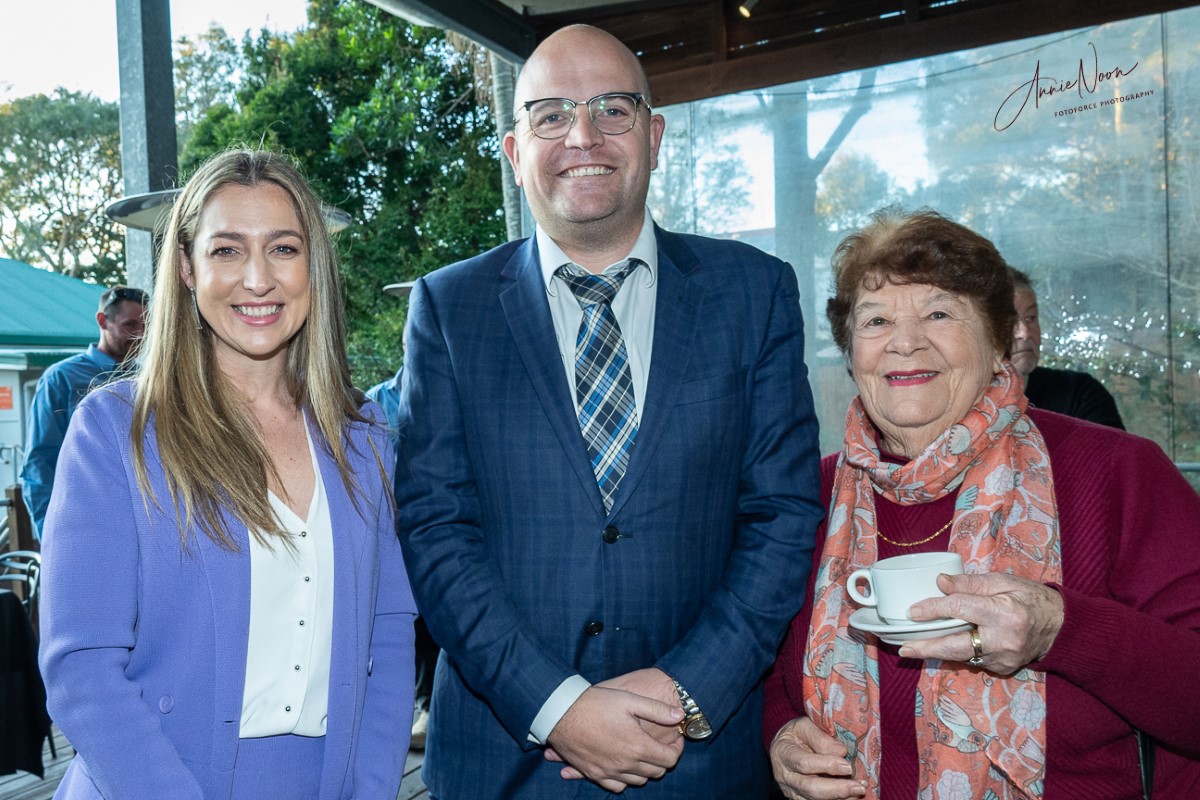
<box><xmin>369</xmin><ymin>0</ymin><xmax>1200</xmax><ymax>105</ymax></box>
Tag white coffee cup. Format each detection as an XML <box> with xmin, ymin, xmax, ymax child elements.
<box><xmin>846</xmin><ymin>552</ymin><xmax>964</xmax><ymax>624</ymax></box>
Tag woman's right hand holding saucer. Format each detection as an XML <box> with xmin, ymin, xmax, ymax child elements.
<box><xmin>771</xmin><ymin>716</ymin><xmax>867</xmax><ymax>799</ymax></box>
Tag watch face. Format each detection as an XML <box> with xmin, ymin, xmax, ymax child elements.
<box><xmin>685</xmin><ymin>717</ymin><xmax>713</xmax><ymax>739</ymax></box>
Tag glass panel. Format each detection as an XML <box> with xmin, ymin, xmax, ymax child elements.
<box><xmin>650</xmin><ymin>9</ymin><xmax>1199</xmax><ymax>483</ymax></box>
<box><xmin>1166</xmin><ymin>8</ymin><xmax>1200</xmax><ymax>486</ymax></box>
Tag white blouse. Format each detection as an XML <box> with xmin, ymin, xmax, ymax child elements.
<box><xmin>239</xmin><ymin>426</ymin><xmax>335</xmax><ymax>738</ymax></box>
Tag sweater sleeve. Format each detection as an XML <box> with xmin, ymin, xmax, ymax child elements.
<box><xmin>1035</xmin><ymin>430</ymin><xmax>1200</xmax><ymax>757</ymax></box>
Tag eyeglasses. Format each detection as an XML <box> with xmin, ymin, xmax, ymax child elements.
<box><xmin>517</xmin><ymin>93</ymin><xmax>650</xmax><ymax>140</ymax></box>
<box><xmin>99</xmin><ymin>286</ymin><xmax>149</xmax><ymax>314</ymax></box>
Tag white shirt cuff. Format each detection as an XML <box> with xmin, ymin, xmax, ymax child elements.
<box><xmin>527</xmin><ymin>674</ymin><xmax>592</xmax><ymax>744</ymax></box>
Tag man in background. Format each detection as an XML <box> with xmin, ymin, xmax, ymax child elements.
<box><xmin>20</xmin><ymin>285</ymin><xmax>147</xmax><ymax>538</ymax></box>
<box><xmin>1011</xmin><ymin>268</ymin><xmax>1124</xmax><ymax>429</ymax></box>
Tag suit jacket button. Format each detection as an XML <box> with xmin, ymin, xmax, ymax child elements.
<box><xmin>602</xmin><ymin>525</ymin><xmax>619</xmax><ymax>543</ymax></box>
<box><xmin>585</xmin><ymin>621</ymin><xmax>604</xmax><ymax>636</ymax></box>
<box><xmin>159</xmin><ymin>695</ymin><xmax>173</xmax><ymax>713</ymax></box>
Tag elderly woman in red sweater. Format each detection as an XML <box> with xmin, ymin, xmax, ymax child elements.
<box><xmin>764</xmin><ymin>208</ymin><xmax>1200</xmax><ymax>800</ymax></box>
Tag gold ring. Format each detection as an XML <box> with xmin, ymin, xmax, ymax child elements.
<box><xmin>968</xmin><ymin>626</ymin><xmax>984</xmax><ymax>666</ymax></box>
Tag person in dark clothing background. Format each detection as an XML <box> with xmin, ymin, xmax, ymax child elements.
<box><xmin>1010</xmin><ymin>267</ymin><xmax>1125</xmax><ymax>429</ymax></box>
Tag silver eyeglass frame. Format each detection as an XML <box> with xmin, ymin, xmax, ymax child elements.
<box><xmin>515</xmin><ymin>92</ymin><xmax>651</xmax><ymax>140</ymax></box>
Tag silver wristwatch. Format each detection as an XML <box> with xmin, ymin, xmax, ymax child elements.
<box><xmin>671</xmin><ymin>678</ymin><xmax>712</xmax><ymax>740</ymax></box>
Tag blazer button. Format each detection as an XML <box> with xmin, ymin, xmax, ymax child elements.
<box><xmin>585</xmin><ymin>621</ymin><xmax>604</xmax><ymax>636</ymax></box>
<box><xmin>159</xmin><ymin>695</ymin><xmax>174</xmax><ymax>713</ymax></box>
<box><xmin>602</xmin><ymin>525</ymin><xmax>619</xmax><ymax>544</ymax></box>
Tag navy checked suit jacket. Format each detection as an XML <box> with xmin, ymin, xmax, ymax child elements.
<box><xmin>396</xmin><ymin>226</ymin><xmax>823</xmax><ymax>799</ymax></box>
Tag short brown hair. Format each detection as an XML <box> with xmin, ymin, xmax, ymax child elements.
<box><xmin>826</xmin><ymin>208</ymin><xmax>1016</xmax><ymax>358</ymax></box>
<box><xmin>1009</xmin><ymin>267</ymin><xmax>1035</xmax><ymax>294</ymax></box>
<box><xmin>99</xmin><ymin>285</ymin><xmax>149</xmax><ymax>316</ymax></box>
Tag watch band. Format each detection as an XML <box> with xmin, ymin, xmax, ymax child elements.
<box><xmin>671</xmin><ymin>677</ymin><xmax>713</xmax><ymax>740</ymax></box>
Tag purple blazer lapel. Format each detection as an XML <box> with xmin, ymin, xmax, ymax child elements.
<box><xmin>190</xmin><ymin>498</ymin><xmax>252</xmax><ymax>771</ymax></box>
<box><xmin>312</xmin><ymin>418</ymin><xmax>370</xmax><ymax>799</ymax></box>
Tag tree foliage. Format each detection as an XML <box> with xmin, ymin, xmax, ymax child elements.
<box><xmin>0</xmin><ymin>89</ymin><xmax>124</xmax><ymax>283</ymax></box>
<box><xmin>185</xmin><ymin>0</ymin><xmax>505</xmax><ymax>385</ymax></box>
<box><xmin>174</xmin><ymin>24</ymin><xmax>242</xmax><ymax>157</ymax></box>
<box><xmin>0</xmin><ymin>2</ymin><xmax>504</xmax><ymax>382</ymax></box>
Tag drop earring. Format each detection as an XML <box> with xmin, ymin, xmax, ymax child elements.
<box><xmin>189</xmin><ymin>287</ymin><xmax>204</xmax><ymax>331</ymax></box>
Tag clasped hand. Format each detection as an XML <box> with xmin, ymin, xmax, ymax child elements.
<box><xmin>544</xmin><ymin>668</ymin><xmax>685</xmax><ymax>793</ymax></box>
<box><xmin>900</xmin><ymin>572</ymin><xmax>1065</xmax><ymax>674</ymax></box>
<box><xmin>771</xmin><ymin>716</ymin><xmax>865</xmax><ymax>800</ymax></box>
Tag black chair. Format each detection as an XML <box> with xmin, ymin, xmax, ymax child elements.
<box><xmin>0</xmin><ymin>550</ymin><xmax>55</xmax><ymax>761</ymax></box>
<box><xmin>0</xmin><ymin>550</ymin><xmax>40</xmax><ymax>621</ymax></box>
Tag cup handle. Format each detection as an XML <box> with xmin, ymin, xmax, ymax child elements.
<box><xmin>846</xmin><ymin>568</ymin><xmax>876</xmax><ymax>607</ymax></box>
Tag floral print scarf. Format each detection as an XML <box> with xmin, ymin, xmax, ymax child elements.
<box><xmin>803</xmin><ymin>363</ymin><xmax>1061</xmax><ymax>800</ymax></box>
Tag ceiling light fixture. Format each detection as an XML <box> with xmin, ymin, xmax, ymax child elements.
<box><xmin>738</xmin><ymin>0</ymin><xmax>760</xmax><ymax>18</ymax></box>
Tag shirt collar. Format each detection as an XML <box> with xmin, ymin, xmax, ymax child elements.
<box><xmin>537</xmin><ymin>207</ymin><xmax>659</xmax><ymax>295</ymax></box>
<box><xmin>87</xmin><ymin>343</ymin><xmax>120</xmax><ymax>368</ymax></box>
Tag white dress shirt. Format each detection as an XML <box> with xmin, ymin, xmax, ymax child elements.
<box><xmin>240</xmin><ymin>424</ymin><xmax>335</xmax><ymax>738</ymax></box>
<box><xmin>527</xmin><ymin>209</ymin><xmax>660</xmax><ymax>745</ymax></box>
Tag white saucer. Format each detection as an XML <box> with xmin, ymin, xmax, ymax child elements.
<box><xmin>848</xmin><ymin>607</ymin><xmax>973</xmax><ymax>645</ymax></box>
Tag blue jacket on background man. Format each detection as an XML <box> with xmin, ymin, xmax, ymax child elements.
<box><xmin>20</xmin><ymin>344</ymin><xmax>122</xmax><ymax>538</ymax></box>
<box><xmin>365</xmin><ymin>369</ymin><xmax>402</xmax><ymax>449</ymax></box>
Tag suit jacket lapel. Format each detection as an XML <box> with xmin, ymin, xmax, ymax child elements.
<box><xmin>501</xmin><ymin>240</ymin><xmax>606</xmax><ymax>516</ymax></box>
<box><xmin>608</xmin><ymin>227</ymin><xmax>703</xmax><ymax>518</ymax></box>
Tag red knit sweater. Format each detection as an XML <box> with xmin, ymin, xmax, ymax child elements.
<box><xmin>763</xmin><ymin>409</ymin><xmax>1200</xmax><ymax>798</ymax></box>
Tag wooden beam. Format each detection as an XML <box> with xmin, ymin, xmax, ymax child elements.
<box><xmin>366</xmin><ymin>0</ymin><xmax>537</xmax><ymax>64</ymax></box>
<box><xmin>711</xmin><ymin>0</ymin><xmax>727</xmax><ymax>66</ymax></box>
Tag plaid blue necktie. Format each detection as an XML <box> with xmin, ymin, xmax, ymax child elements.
<box><xmin>557</xmin><ymin>261</ymin><xmax>640</xmax><ymax>513</ymax></box>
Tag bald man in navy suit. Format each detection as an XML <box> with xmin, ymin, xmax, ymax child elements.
<box><xmin>396</xmin><ymin>24</ymin><xmax>822</xmax><ymax>799</ymax></box>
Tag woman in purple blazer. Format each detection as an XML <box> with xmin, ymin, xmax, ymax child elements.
<box><xmin>39</xmin><ymin>149</ymin><xmax>416</xmax><ymax>799</ymax></box>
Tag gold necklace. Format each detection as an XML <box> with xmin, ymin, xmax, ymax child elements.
<box><xmin>875</xmin><ymin>519</ymin><xmax>953</xmax><ymax>548</ymax></box>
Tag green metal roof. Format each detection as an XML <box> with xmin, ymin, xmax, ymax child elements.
<box><xmin>0</xmin><ymin>347</ymin><xmax>87</xmax><ymax>369</ymax></box>
<box><xmin>0</xmin><ymin>257</ymin><xmax>106</xmax><ymax>347</ymax></box>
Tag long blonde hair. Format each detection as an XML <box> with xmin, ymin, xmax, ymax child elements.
<box><xmin>133</xmin><ymin>148</ymin><xmax>378</xmax><ymax>550</ymax></box>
